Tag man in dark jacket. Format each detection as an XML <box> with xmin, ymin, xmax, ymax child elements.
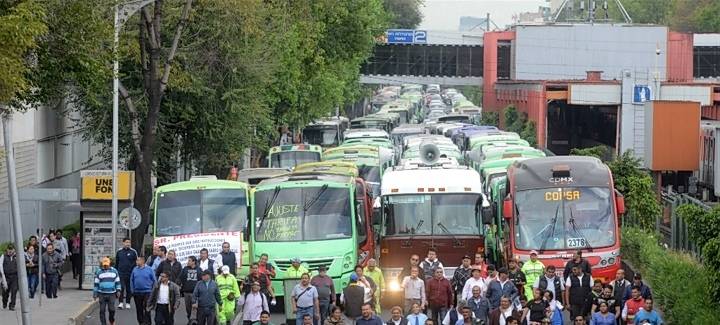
<box><xmin>115</xmin><ymin>237</ymin><xmax>138</xmax><ymax>309</ymax></box>
<box><xmin>563</xmin><ymin>251</ymin><xmax>591</xmax><ymax>282</ymax></box>
<box><xmin>42</xmin><ymin>243</ymin><xmax>64</xmax><ymax>299</ymax></box>
<box><xmin>450</xmin><ymin>255</ymin><xmax>472</xmax><ymax>306</ymax></box>
<box><xmin>215</xmin><ymin>242</ymin><xmax>237</xmax><ymax>276</ymax></box>
<box><xmin>425</xmin><ymin>268</ymin><xmax>453</xmax><ymax>322</ymax></box>
<box><xmin>147</xmin><ymin>272</ymin><xmax>182</xmax><ymax>325</ymax></box>
<box><xmin>341</xmin><ymin>274</ymin><xmax>366</xmax><ymax>319</ymax></box>
<box><xmin>156</xmin><ymin>250</ymin><xmax>182</xmax><ymax>284</ymax></box>
<box><xmin>622</xmin><ymin>273</ymin><xmax>652</xmax><ymax>306</ymax></box>
<box><xmin>0</xmin><ymin>245</ymin><xmax>19</xmax><ymax>310</ymax></box>
<box><xmin>486</xmin><ymin>267</ymin><xmax>518</xmax><ymax>309</ymax></box>
<box><xmin>179</xmin><ymin>256</ymin><xmax>201</xmax><ymax>322</ymax></box>
<box><xmin>192</xmin><ymin>270</ymin><xmax>222</xmax><ymax>325</ymax></box>
<box><xmin>487</xmin><ymin>296</ymin><xmax>521</xmax><ymax>325</ymax></box>
<box><xmin>563</xmin><ymin>265</ymin><xmax>593</xmax><ymax>319</ymax></box>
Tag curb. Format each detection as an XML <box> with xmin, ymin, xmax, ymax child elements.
<box><xmin>68</xmin><ymin>300</ymin><xmax>97</xmax><ymax>325</ymax></box>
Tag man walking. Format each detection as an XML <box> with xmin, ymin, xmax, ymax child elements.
<box><xmin>609</xmin><ymin>269</ymin><xmax>630</xmax><ymax>307</ymax></box>
<box><xmin>243</xmin><ymin>263</ymin><xmax>275</xmax><ymax>304</ymax></box>
<box><xmin>94</xmin><ymin>257</ymin><xmax>121</xmax><ymax>325</ymax></box>
<box><xmin>42</xmin><ymin>243</ymin><xmax>64</xmax><ymax>299</ymax></box>
<box><xmin>622</xmin><ymin>274</ymin><xmax>651</xmax><ymax>306</ymax></box>
<box><xmin>425</xmin><ymin>268</ymin><xmax>453</xmax><ymax>322</ymax></box>
<box><xmin>115</xmin><ymin>237</ymin><xmax>138</xmax><ymax>310</ymax></box>
<box><xmin>148</xmin><ymin>246</ymin><xmax>167</xmax><ymax>272</ymax></box>
<box><xmin>520</xmin><ymin>250</ymin><xmax>544</xmax><ymax>301</ymax></box>
<box><xmin>193</xmin><ymin>270</ymin><xmax>222</xmax><ymax>325</ymax></box>
<box><xmin>507</xmin><ymin>257</ymin><xmax>526</xmax><ymax>298</ymax></box>
<box><xmin>198</xmin><ymin>248</ymin><xmax>218</xmax><ymax>277</ymax></box>
<box><xmin>356</xmin><ymin>303</ymin><xmax>384</xmax><ymax>325</ymax></box>
<box><xmin>292</xmin><ymin>273</ymin><xmax>320</xmax><ymax>325</ymax></box>
<box><xmin>147</xmin><ymin>271</ymin><xmax>182</xmax><ymax>325</ymax></box>
<box><xmin>340</xmin><ymin>273</ymin><xmax>369</xmax><ymax>320</ymax></box>
<box><xmin>179</xmin><ymin>255</ymin><xmax>201</xmax><ymax>322</ymax></box>
<box><xmin>240</xmin><ymin>281</ymin><xmax>269</xmax><ymax>325</ymax></box>
<box><xmin>564</xmin><ymin>265</ymin><xmax>593</xmax><ymax>320</ymax></box>
<box><xmin>633</xmin><ymin>298</ymin><xmax>663</xmax><ymax>325</ymax></box>
<box><xmin>215</xmin><ymin>242</ymin><xmax>237</xmax><ymax>276</ymax></box>
<box><xmin>364</xmin><ymin>259</ymin><xmax>384</xmax><ymax>312</ymax></box>
<box><xmin>534</xmin><ymin>265</ymin><xmax>564</xmax><ymax>305</ymax></box>
<box><xmin>401</xmin><ymin>266</ymin><xmax>426</xmax><ymax>315</ymax></box>
<box><xmin>461</xmin><ymin>267</ymin><xmax>486</xmax><ymax>301</ymax></box>
<box><xmin>156</xmin><ymin>250</ymin><xmax>182</xmax><ymax>284</ymax></box>
<box><xmin>486</xmin><ymin>267</ymin><xmax>518</xmax><ymax>309</ymax></box>
<box><xmin>131</xmin><ymin>256</ymin><xmax>156</xmax><ymax>324</ymax></box>
<box><xmin>450</xmin><ymin>255</ymin><xmax>472</xmax><ymax>305</ymax></box>
<box><xmin>217</xmin><ymin>265</ymin><xmax>241</xmax><ymax>325</ymax></box>
<box><xmin>311</xmin><ymin>265</ymin><xmax>336</xmax><ymax>323</ymax></box>
<box><xmin>419</xmin><ymin>249</ymin><xmax>444</xmax><ymax>280</ymax></box>
<box><xmin>0</xmin><ymin>245</ymin><xmax>19</xmax><ymax>310</ymax></box>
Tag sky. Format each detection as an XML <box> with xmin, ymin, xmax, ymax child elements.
<box><xmin>418</xmin><ymin>0</ymin><xmax>549</xmax><ymax>31</ymax></box>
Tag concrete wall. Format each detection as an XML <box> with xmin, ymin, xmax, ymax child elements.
<box><xmin>513</xmin><ymin>24</ymin><xmax>668</xmax><ymax>81</ymax></box>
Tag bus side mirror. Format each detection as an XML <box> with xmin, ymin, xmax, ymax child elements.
<box><xmin>615</xmin><ymin>190</ymin><xmax>626</xmax><ymax>215</ymax></box>
<box><xmin>482</xmin><ymin>206</ymin><xmax>493</xmax><ymax>224</ymax></box>
<box><xmin>502</xmin><ymin>198</ymin><xmax>513</xmax><ymax>220</ymax></box>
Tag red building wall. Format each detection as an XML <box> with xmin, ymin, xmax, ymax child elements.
<box><xmin>483</xmin><ymin>31</ymin><xmax>516</xmax><ymax>112</ymax></box>
<box><xmin>667</xmin><ymin>31</ymin><xmax>693</xmax><ymax>82</ymax></box>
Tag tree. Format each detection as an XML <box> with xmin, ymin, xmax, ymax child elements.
<box><xmin>0</xmin><ymin>0</ymin><xmax>47</xmax><ymax>104</ymax></box>
<box><xmin>383</xmin><ymin>0</ymin><xmax>423</xmax><ymax>29</ymax></box>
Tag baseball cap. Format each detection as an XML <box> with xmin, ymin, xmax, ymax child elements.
<box><xmin>529</xmin><ymin>250</ymin><xmax>539</xmax><ymax>255</ymax></box>
<box><xmin>221</xmin><ymin>265</ymin><xmax>230</xmax><ymax>275</ymax></box>
<box><xmin>318</xmin><ymin>265</ymin><xmax>327</xmax><ymax>272</ymax></box>
<box><xmin>203</xmin><ymin>270</ymin><xmax>213</xmax><ymax>276</ymax></box>
<box><xmin>350</xmin><ymin>273</ymin><xmax>359</xmax><ymax>281</ymax></box>
<box><xmin>291</xmin><ymin>257</ymin><xmax>301</xmax><ymax>263</ymax></box>
<box><xmin>101</xmin><ymin>257</ymin><xmax>111</xmax><ymax>267</ymax></box>
<box><xmin>462</xmin><ymin>255</ymin><xmax>471</xmax><ymax>260</ymax></box>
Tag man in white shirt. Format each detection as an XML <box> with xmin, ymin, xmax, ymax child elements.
<box><xmin>147</xmin><ymin>272</ymin><xmax>181</xmax><ymax>325</ymax></box>
<box><xmin>241</xmin><ymin>281</ymin><xmax>269</xmax><ymax>325</ymax></box>
<box><xmin>401</xmin><ymin>266</ymin><xmax>426</xmax><ymax>315</ymax></box>
<box><xmin>198</xmin><ymin>248</ymin><xmax>218</xmax><ymax>277</ymax></box>
<box><xmin>462</xmin><ymin>267</ymin><xmax>487</xmax><ymax>301</ymax></box>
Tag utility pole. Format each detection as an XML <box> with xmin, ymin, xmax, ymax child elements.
<box><xmin>3</xmin><ymin>113</ymin><xmax>32</xmax><ymax>325</ymax></box>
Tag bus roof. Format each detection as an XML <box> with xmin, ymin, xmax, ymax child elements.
<box><xmin>381</xmin><ymin>165</ymin><xmax>482</xmax><ymax>195</ymax></box>
<box><xmin>510</xmin><ymin>156</ymin><xmax>611</xmax><ymax>191</ymax></box>
<box><xmin>292</xmin><ymin>161</ymin><xmax>359</xmax><ymax>177</ymax></box>
<box><xmin>269</xmin><ymin>144</ymin><xmax>322</xmax><ymax>153</ymax></box>
<box><xmin>236</xmin><ymin>168</ymin><xmax>290</xmax><ymax>186</ymax></box>
<box><xmin>344</xmin><ymin>129</ymin><xmax>389</xmax><ymax>140</ymax></box>
<box><xmin>156</xmin><ymin>179</ymin><xmax>249</xmax><ymax>193</ymax></box>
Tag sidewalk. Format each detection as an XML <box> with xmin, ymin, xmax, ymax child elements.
<box><xmin>5</xmin><ymin>272</ymin><xmax>96</xmax><ymax>325</ymax></box>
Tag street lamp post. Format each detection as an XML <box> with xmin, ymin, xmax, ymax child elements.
<box><xmin>112</xmin><ymin>0</ymin><xmax>154</xmax><ymax>254</ymax></box>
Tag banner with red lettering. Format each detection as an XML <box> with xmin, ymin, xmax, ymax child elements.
<box><xmin>153</xmin><ymin>231</ymin><xmax>242</xmax><ymax>267</ymax></box>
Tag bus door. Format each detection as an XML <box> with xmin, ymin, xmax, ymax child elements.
<box><xmin>355</xmin><ymin>179</ymin><xmax>374</xmax><ymax>265</ymax></box>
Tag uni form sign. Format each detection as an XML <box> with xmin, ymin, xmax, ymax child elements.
<box><xmin>81</xmin><ymin>170</ymin><xmax>135</xmax><ymax>200</ymax></box>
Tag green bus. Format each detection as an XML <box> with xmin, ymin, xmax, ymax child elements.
<box><xmin>267</xmin><ymin>144</ymin><xmax>322</xmax><ymax>169</ymax></box>
<box><xmin>250</xmin><ymin>162</ymin><xmax>376</xmax><ymax>297</ymax></box>
<box><xmin>153</xmin><ymin>177</ymin><xmax>250</xmax><ymax>275</ymax></box>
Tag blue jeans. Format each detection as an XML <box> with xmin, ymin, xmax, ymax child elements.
<box><xmin>296</xmin><ymin>306</ymin><xmax>315</xmax><ymax>325</ymax></box>
<box><xmin>27</xmin><ymin>273</ymin><xmax>38</xmax><ymax>298</ymax></box>
<box><xmin>318</xmin><ymin>299</ymin><xmax>331</xmax><ymax>325</ymax></box>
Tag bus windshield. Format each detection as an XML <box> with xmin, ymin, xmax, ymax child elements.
<box><xmin>303</xmin><ymin>128</ymin><xmax>338</xmax><ymax>146</ymax></box>
<box><xmin>514</xmin><ymin>187</ymin><xmax>616</xmax><ymax>251</ymax></box>
<box><xmin>384</xmin><ymin>194</ymin><xmax>481</xmax><ymax>236</ymax></box>
<box><xmin>156</xmin><ymin>189</ymin><xmax>248</xmax><ymax>236</ymax></box>
<box><xmin>270</xmin><ymin>151</ymin><xmax>321</xmax><ymax>168</ymax></box>
<box><xmin>358</xmin><ymin>166</ymin><xmax>381</xmax><ymax>197</ymax></box>
<box><xmin>255</xmin><ymin>187</ymin><xmax>352</xmax><ymax>242</ymax></box>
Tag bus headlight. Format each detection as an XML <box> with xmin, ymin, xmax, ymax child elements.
<box><xmin>607</xmin><ymin>257</ymin><xmax>616</xmax><ymax>265</ymax></box>
<box><xmin>388</xmin><ymin>279</ymin><xmax>401</xmax><ymax>292</ymax></box>
<box><xmin>343</xmin><ymin>253</ymin><xmax>353</xmax><ymax>271</ymax></box>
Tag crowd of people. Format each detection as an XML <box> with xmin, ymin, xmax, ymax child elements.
<box><xmin>0</xmin><ymin>234</ymin><xmax>664</xmax><ymax>325</ymax></box>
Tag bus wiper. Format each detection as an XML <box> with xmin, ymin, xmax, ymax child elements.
<box><xmin>437</xmin><ymin>222</ymin><xmax>462</xmax><ymax>247</ymax></box>
<box><xmin>569</xmin><ymin>209</ymin><xmax>593</xmax><ymax>252</ymax></box>
<box><xmin>258</xmin><ymin>186</ymin><xmax>282</xmax><ymax>230</ymax></box>
<box><xmin>539</xmin><ymin>205</ymin><xmax>560</xmax><ymax>254</ymax></box>
<box><xmin>404</xmin><ymin>219</ymin><xmax>424</xmax><ymax>246</ymax></box>
<box><xmin>303</xmin><ymin>184</ymin><xmax>329</xmax><ymax>212</ymax></box>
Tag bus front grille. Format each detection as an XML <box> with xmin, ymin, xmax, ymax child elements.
<box><xmin>275</xmin><ymin>258</ymin><xmax>335</xmax><ymax>272</ymax></box>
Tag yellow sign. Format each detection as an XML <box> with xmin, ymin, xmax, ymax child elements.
<box><xmin>81</xmin><ymin>170</ymin><xmax>135</xmax><ymax>200</ymax></box>
<box><xmin>544</xmin><ymin>190</ymin><xmax>581</xmax><ymax>201</ymax></box>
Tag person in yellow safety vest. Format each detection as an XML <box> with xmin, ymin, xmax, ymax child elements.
<box><xmin>520</xmin><ymin>250</ymin><xmax>545</xmax><ymax>301</ymax></box>
<box><xmin>363</xmin><ymin>258</ymin><xmax>384</xmax><ymax>313</ymax></box>
<box><xmin>216</xmin><ymin>265</ymin><xmax>241</xmax><ymax>325</ymax></box>
<box><xmin>286</xmin><ymin>257</ymin><xmax>309</xmax><ymax>279</ymax></box>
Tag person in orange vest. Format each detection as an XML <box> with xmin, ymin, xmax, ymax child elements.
<box><xmin>621</xmin><ymin>286</ymin><xmax>645</xmax><ymax>325</ymax></box>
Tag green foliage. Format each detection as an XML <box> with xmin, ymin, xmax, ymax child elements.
<box><xmin>503</xmin><ymin>105</ymin><xmax>519</xmax><ymax>132</ymax></box>
<box><xmin>621</xmin><ymin>227</ymin><xmax>717</xmax><ymax>323</ymax></box>
<box><xmin>61</xmin><ymin>221</ymin><xmax>81</xmax><ymax>237</ymax></box>
<box><xmin>520</xmin><ymin>120</ymin><xmax>537</xmax><ymax>147</ymax></box>
<box><xmin>458</xmin><ymin>86</ymin><xmax>482</xmax><ymax>106</ymax></box>
<box><xmin>0</xmin><ymin>241</ymin><xmax>12</xmax><ymax>252</ymax></box>
<box><xmin>501</xmin><ymin>105</ymin><xmax>536</xmax><ymax>146</ymax></box>
<box><xmin>676</xmin><ymin>204</ymin><xmax>720</xmax><ymax>301</ymax></box>
<box><xmin>479</xmin><ymin>111</ymin><xmax>499</xmax><ymax>127</ymax></box>
<box><xmin>0</xmin><ymin>0</ymin><xmax>47</xmax><ymax>103</ymax></box>
<box><xmin>383</xmin><ymin>0</ymin><xmax>423</xmax><ymax>29</ymax></box>
<box><xmin>570</xmin><ymin>145</ymin><xmax>608</xmax><ymax>159</ymax></box>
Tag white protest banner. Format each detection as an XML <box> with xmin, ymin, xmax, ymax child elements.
<box><xmin>153</xmin><ymin>231</ymin><xmax>242</xmax><ymax>267</ymax></box>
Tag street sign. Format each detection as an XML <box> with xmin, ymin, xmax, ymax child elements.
<box><xmin>386</xmin><ymin>29</ymin><xmax>428</xmax><ymax>44</ymax></box>
<box><xmin>119</xmin><ymin>207</ymin><xmax>142</xmax><ymax>230</ymax></box>
<box><xmin>633</xmin><ymin>85</ymin><xmax>652</xmax><ymax>103</ymax></box>
<box><xmin>18</xmin><ymin>188</ymin><xmax>78</xmax><ymax>201</ymax></box>
<box><xmin>81</xmin><ymin>170</ymin><xmax>135</xmax><ymax>200</ymax></box>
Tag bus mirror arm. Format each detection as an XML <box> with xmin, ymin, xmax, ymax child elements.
<box><xmin>481</xmin><ymin>206</ymin><xmax>493</xmax><ymax>225</ymax></box>
<box><xmin>615</xmin><ymin>189</ymin><xmax>626</xmax><ymax>216</ymax></box>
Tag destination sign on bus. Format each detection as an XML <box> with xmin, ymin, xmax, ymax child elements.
<box><xmin>544</xmin><ymin>189</ymin><xmax>581</xmax><ymax>201</ymax></box>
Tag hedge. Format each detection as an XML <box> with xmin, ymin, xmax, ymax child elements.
<box><xmin>621</xmin><ymin>227</ymin><xmax>716</xmax><ymax>324</ymax></box>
